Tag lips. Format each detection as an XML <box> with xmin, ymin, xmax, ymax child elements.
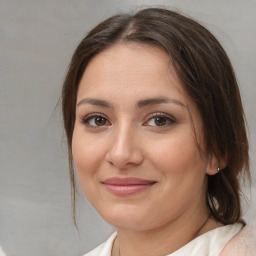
<box><xmin>102</xmin><ymin>177</ymin><xmax>156</xmax><ymax>196</ymax></box>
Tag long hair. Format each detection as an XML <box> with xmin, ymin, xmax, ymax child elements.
<box><xmin>62</xmin><ymin>8</ymin><xmax>250</xmax><ymax>225</ymax></box>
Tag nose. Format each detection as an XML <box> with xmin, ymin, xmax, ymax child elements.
<box><xmin>105</xmin><ymin>126</ymin><xmax>144</xmax><ymax>170</ymax></box>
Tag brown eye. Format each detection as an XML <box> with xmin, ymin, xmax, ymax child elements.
<box><xmin>81</xmin><ymin>114</ymin><xmax>110</xmax><ymax>127</ymax></box>
<box><xmin>154</xmin><ymin>116</ymin><xmax>167</xmax><ymax>126</ymax></box>
<box><xmin>94</xmin><ymin>116</ymin><xmax>107</xmax><ymax>126</ymax></box>
<box><xmin>144</xmin><ymin>113</ymin><xmax>175</xmax><ymax>128</ymax></box>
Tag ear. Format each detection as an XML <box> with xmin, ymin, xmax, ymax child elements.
<box><xmin>206</xmin><ymin>154</ymin><xmax>228</xmax><ymax>176</ymax></box>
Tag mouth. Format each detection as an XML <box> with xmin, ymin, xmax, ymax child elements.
<box><xmin>102</xmin><ymin>177</ymin><xmax>156</xmax><ymax>196</ymax></box>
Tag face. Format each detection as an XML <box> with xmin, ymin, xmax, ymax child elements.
<box><xmin>72</xmin><ymin>44</ymin><xmax>216</xmax><ymax>231</ymax></box>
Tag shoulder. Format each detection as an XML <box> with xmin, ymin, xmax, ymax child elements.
<box><xmin>219</xmin><ymin>221</ymin><xmax>256</xmax><ymax>256</ymax></box>
<box><xmin>82</xmin><ymin>232</ymin><xmax>116</xmax><ymax>256</ymax></box>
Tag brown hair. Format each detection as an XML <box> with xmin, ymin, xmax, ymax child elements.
<box><xmin>62</xmin><ymin>8</ymin><xmax>250</xmax><ymax>225</ymax></box>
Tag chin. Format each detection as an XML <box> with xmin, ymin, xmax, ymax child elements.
<box><xmin>98</xmin><ymin>204</ymin><xmax>157</xmax><ymax>231</ymax></box>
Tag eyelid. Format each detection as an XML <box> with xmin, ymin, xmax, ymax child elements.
<box><xmin>80</xmin><ymin>113</ymin><xmax>111</xmax><ymax>127</ymax></box>
<box><xmin>143</xmin><ymin>112</ymin><xmax>176</xmax><ymax>126</ymax></box>
<box><xmin>79</xmin><ymin>112</ymin><xmax>175</xmax><ymax>128</ymax></box>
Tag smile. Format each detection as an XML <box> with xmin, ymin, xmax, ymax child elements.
<box><xmin>102</xmin><ymin>177</ymin><xmax>156</xmax><ymax>196</ymax></box>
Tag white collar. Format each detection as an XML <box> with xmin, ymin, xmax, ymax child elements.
<box><xmin>84</xmin><ymin>223</ymin><xmax>243</xmax><ymax>256</ymax></box>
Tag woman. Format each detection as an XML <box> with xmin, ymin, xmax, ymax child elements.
<box><xmin>62</xmin><ymin>8</ymin><xmax>252</xmax><ymax>256</ymax></box>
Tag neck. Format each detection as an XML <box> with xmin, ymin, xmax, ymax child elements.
<box><xmin>112</xmin><ymin>207</ymin><xmax>222</xmax><ymax>256</ymax></box>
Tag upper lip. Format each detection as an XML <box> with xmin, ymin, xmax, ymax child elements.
<box><xmin>102</xmin><ymin>177</ymin><xmax>156</xmax><ymax>185</ymax></box>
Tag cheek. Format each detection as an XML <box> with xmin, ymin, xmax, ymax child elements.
<box><xmin>148</xmin><ymin>134</ymin><xmax>203</xmax><ymax>173</ymax></box>
<box><xmin>71</xmin><ymin>134</ymin><xmax>104</xmax><ymax>209</ymax></box>
<box><xmin>147</xmin><ymin>135</ymin><xmax>207</xmax><ymax>213</ymax></box>
<box><xmin>146</xmin><ymin>131</ymin><xmax>208</xmax><ymax>200</ymax></box>
<box><xmin>71</xmin><ymin>127</ymin><xmax>104</xmax><ymax>188</ymax></box>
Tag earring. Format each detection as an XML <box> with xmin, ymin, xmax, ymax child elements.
<box><xmin>217</xmin><ymin>167</ymin><xmax>221</xmax><ymax>172</ymax></box>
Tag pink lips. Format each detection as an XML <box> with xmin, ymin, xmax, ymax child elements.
<box><xmin>102</xmin><ymin>177</ymin><xmax>156</xmax><ymax>196</ymax></box>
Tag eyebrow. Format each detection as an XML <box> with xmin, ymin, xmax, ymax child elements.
<box><xmin>137</xmin><ymin>97</ymin><xmax>185</xmax><ymax>108</ymax></box>
<box><xmin>77</xmin><ymin>98</ymin><xmax>112</xmax><ymax>108</ymax></box>
<box><xmin>77</xmin><ymin>97</ymin><xmax>185</xmax><ymax>108</ymax></box>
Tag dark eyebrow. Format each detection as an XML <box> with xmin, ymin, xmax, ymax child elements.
<box><xmin>77</xmin><ymin>97</ymin><xmax>184</xmax><ymax>109</ymax></box>
<box><xmin>137</xmin><ymin>97</ymin><xmax>185</xmax><ymax>108</ymax></box>
<box><xmin>77</xmin><ymin>98</ymin><xmax>112</xmax><ymax>108</ymax></box>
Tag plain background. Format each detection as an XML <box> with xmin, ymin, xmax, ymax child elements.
<box><xmin>0</xmin><ymin>0</ymin><xmax>255</xmax><ymax>255</ymax></box>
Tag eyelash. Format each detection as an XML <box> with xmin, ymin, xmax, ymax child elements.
<box><xmin>80</xmin><ymin>113</ymin><xmax>111</xmax><ymax>128</ymax></box>
<box><xmin>143</xmin><ymin>112</ymin><xmax>176</xmax><ymax>128</ymax></box>
<box><xmin>80</xmin><ymin>112</ymin><xmax>176</xmax><ymax>129</ymax></box>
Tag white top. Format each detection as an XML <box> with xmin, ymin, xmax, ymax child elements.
<box><xmin>83</xmin><ymin>223</ymin><xmax>243</xmax><ymax>256</ymax></box>
<box><xmin>0</xmin><ymin>246</ymin><xmax>7</xmax><ymax>256</ymax></box>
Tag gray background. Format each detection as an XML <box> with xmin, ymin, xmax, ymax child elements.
<box><xmin>0</xmin><ymin>0</ymin><xmax>255</xmax><ymax>255</ymax></box>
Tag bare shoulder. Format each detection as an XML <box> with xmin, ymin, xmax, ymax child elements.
<box><xmin>219</xmin><ymin>221</ymin><xmax>256</xmax><ymax>256</ymax></box>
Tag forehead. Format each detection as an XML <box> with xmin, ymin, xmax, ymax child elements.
<box><xmin>77</xmin><ymin>43</ymin><xmax>187</xmax><ymax>102</ymax></box>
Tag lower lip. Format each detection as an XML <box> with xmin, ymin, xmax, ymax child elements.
<box><xmin>104</xmin><ymin>183</ymin><xmax>154</xmax><ymax>196</ymax></box>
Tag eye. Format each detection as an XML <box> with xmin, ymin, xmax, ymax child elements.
<box><xmin>80</xmin><ymin>114</ymin><xmax>110</xmax><ymax>127</ymax></box>
<box><xmin>144</xmin><ymin>113</ymin><xmax>175</xmax><ymax>127</ymax></box>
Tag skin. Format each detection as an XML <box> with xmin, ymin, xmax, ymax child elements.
<box><xmin>72</xmin><ymin>43</ymin><xmax>221</xmax><ymax>256</ymax></box>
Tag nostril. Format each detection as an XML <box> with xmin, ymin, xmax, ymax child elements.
<box><xmin>104</xmin><ymin>129</ymin><xmax>144</xmax><ymax>169</ymax></box>
<box><xmin>105</xmin><ymin>146</ymin><xmax>144</xmax><ymax>169</ymax></box>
